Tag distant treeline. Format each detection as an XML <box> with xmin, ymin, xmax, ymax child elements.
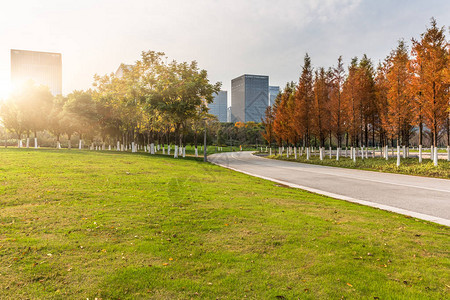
<box><xmin>262</xmin><ymin>18</ymin><xmax>449</xmax><ymax>149</ymax></box>
<box><xmin>0</xmin><ymin>51</ymin><xmax>222</xmax><ymax>148</ymax></box>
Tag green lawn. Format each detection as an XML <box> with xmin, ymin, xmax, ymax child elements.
<box><xmin>268</xmin><ymin>154</ymin><xmax>450</xmax><ymax>179</ymax></box>
<box><xmin>0</xmin><ymin>149</ymin><xmax>448</xmax><ymax>299</ymax></box>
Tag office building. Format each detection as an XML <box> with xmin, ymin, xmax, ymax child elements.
<box><xmin>115</xmin><ymin>63</ymin><xmax>133</xmax><ymax>78</ymax></box>
<box><xmin>269</xmin><ymin>86</ymin><xmax>280</xmax><ymax>106</ymax></box>
<box><xmin>231</xmin><ymin>74</ymin><xmax>268</xmax><ymax>123</ymax></box>
<box><xmin>227</xmin><ymin>107</ymin><xmax>232</xmax><ymax>123</ymax></box>
<box><xmin>209</xmin><ymin>91</ymin><xmax>227</xmax><ymax>122</ymax></box>
<box><xmin>11</xmin><ymin>49</ymin><xmax>62</xmax><ymax>95</ymax></box>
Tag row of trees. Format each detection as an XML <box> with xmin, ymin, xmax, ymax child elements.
<box><xmin>263</xmin><ymin>19</ymin><xmax>449</xmax><ymax>151</ymax></box>
<box><xmin>0</xmin><ymin>51</ymin><xmax>222</xmax><ymax>149</ymax></box>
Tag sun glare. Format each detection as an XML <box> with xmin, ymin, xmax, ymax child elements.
<box><xmin>0</xmin><ymin>81</ymin><xmax>12</xmax><ymax>100</ymax></box>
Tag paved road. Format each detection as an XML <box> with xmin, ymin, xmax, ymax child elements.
<box><xmin>209</xmin><ymin>151</ymin><xmax>450</xmax><ymax>226</ymax></box>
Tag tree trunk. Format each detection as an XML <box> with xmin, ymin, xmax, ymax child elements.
<box><xmin>68</xmin><ymin>134</ymin><xmax>72</xmax><ymax>149</ymax></box>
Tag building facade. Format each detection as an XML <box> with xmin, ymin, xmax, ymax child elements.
<box><xmin>115</xmin><ymin>63</ymin><xmax>133</xmax><ymax>78</ymax></box>
<box><xmin>209</xmin><ymin>90</ymin><xmax>228</xmax><ymax>122</ymax></box>
<box><xmin>231</xmin><ymin>74</ymin><xmax>269</xmax><ymax>123</ymax></box>
<box><xmin>269</xmin><ymin>86</ymin><xmax>280</xmax><ymax>106</ymax></box>
<box><xmin>11</xmin><ymin>49</ymin><xmax>62</xmax><ymax>95</ymax></box>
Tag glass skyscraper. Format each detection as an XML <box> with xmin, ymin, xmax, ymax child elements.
<box><xmin>11</xmin><ymin>49</ymin><xmax>62</xmax><ymax>95</ymax></box>
<box><xmin>231</xmin><ymin>74</ymin><xmax>269</xmax><ymax>123</ymax></box>
<box><xmin>209</xmin><ymin>90</ymin><xmax>228</xmax><ymax>122</ymax></box>
<box><xmin>269</xmin><ymin>86</ymin><xmax>280</xmax><ymax>106</ymax></box>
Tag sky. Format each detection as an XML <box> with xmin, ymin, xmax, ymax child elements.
<box><xmin>0</xmin><ymin>0</ymin><xmax>449</xmax><ymax>105</ymax></box>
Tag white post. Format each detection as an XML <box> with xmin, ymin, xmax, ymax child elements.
<box><xmin>108</xmin><ymin>145</ymin><xmax>111</xmax><ymax>150</ymax></box>
<box><xmin>79</xmin><ymin>140</ymin><xmax>82</xmax><ymax>150</ymax></box>
<box><xmin>182</xmin><ymin>147</ymin><xmax>186</xmax><ymax>158</ymax></box>
<box><xmin>195</xmin><ymin>146</ymin><xmax>198</xmax><ymax>157</ymax></box>
<box><xmin>174</xmin><ymin>146</ymin><xmax>178</xmax><ymax>158</ymax></box>
<box><xmin>336</xmin><ymin>147</ymin><xmax>340</xmax><ymax>161</ymax></box>
<box><xmin>319</xmin><ymin>147</ymin><xmax>323</xmax><ymax>160</ymax></box>
<box><xmin>385</xmin><ymin>145</ymin><xmax>389</xmax><ymax>160</ymax></box>
<box><xmin>402</xmin><ymin>145</ymin><xmax>406</xmax><ymax>159</ymax></box>
<box><xmin>269</xmin><ymin>148</ymin><xmax>272</xmax><ymax>156</ymax></box>
<box><xmin>361</xmin><ymin>146</ymin><xmax>364</xmax><ymax>160</ymax></box>
<box><xmin>352</xmin><ymin>147</ymin><xmax>356</xmax><ymax>162</ymax></box>
<box><xmin>447</xmin><ymin>145</ymin><xmax>450</xmax><ymax>162</ymax></box>
<box><xmin>306</xmin><ymin>147</ymin><xmax>310</xmax><ymax>160</ymax></box>
<box><xmin>419</xmin><ymin>145</ymin><xmax>422</xmax><ymax>163</ymax></box>
<box><xmin>151</xmin><ymin>143</ymin><xmax>155</xmax><ymax>154</ymax></box>
<box><xmin>433</xmin><ymin>147</ymin><xmax>438</xmax><ymax>166</ymax></box>
<box><xmin>397</xmin><ymin>145</ymin><xmax>400</xmax><ymax>167</ymax></box>
<box><xmin>34</xmin><ymin>137</ymin><xmax>38</xmax><ymax>149</ymax></box>
<box><xmin>294</xmin><ymin>147</ymin><xmax>297</xmax><ymax>159</ymax></box>
<box><xmin>329</xmin><ymin>147</ymin><xmax>332</xmax><ymax>159</ymax></box>
<box><xmin>350</xmin><ymin>147</ymin><xmax>353</xmax><ymax>159</ymax></box>
<box><xmin>286</xmin><ymin>146</ymin><xmax>289</xmax><ymax>158</ymax></box>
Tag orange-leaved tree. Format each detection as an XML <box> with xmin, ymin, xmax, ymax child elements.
<box><xmin>384</xmin><ymin>40</ymin><xmax>414</xmax><ymax>147</ymax></box>
<box><xmin>410</xmin><ymin>18</ymin><xmax>449</xmax><ymax>147</ymax></box>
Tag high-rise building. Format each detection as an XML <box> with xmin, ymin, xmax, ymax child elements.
<box><xmin>269</xmin><ymin>86</ymin><xmax>280</xmax><ymax>106</ymax></box>
<box><xmin>208</xmin><ymin>91</ymin><xmax>227</xmax><ymax>122</ymax></box>
<box><xmin>11</xmin><ymin>49</ymin><xmax>62</xmax><ymax>95</ymax></box>
<box><xmin>227</xmin><ymin>106</ymin><xmax>232</xmax><ymax>123</ymax></box>
<box><xmin>115</xmin><ymin>63</ymin><xmax>133</xmax><ymax>78</ymax></box>
<box><xmin>231</xmin><ymin>74</ymin><xmax>268</xmax><ymax>123</ymax></box>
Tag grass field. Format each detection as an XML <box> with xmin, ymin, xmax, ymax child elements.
<box><xmin>268</xmin><ymin>154</ymin><xmax>450</xmax><ymax>179</ymax></box>
<box><xmin>0</xmin><ymin>149</ymin><xmax>449</xmax><ymax>299</ymax></box>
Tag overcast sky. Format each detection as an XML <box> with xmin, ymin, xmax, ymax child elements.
<box><xmin>0</xmin><ymin>0</ymin><xmax>449</xmax><ymax>104</ymax></box>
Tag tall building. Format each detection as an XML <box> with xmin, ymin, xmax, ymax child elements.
<box><xmin>115</xmin><ymin>63</ymin><xmax>133</xmax><ymax>78</ymax></box>
<box><xmin>209</xmin><ymin>91</ymin><xmax>227</xmax><ymax>122</ymax></box>
<box><xmin>269</xmin><ymin>86</ymin><xmax>280</xmax><ymax>106</ymax></box>
<box><xmin>11</xmin><ymin>49</ymin><xmax>62</xmax><ymax>95</ymax></box>
<box><xmin>231</xmin><ymin>74</ymin><xmax>268</xmax><ymax>123</ymax></box>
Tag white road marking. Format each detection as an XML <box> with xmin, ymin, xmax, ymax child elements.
<box><xmin>230</xmin><ymin>152</ymin><xmax>450</xmax><ymax>194</ymax></box>
<box><xmin>210</xmin><ymin>152</ymin><xmax>450</xmax><ymax>227</ymax></box>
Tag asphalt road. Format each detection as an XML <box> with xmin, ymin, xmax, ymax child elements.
<box><xmin>209</xmin><ymin>151</ymin><xmax>450</xmax><ymax>226</ymax></box>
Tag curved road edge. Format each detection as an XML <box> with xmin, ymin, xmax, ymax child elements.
<box><xmin>209</xmin><ymin>152</ymin><xmax>450</xmax><ymax>227</ymax></box>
